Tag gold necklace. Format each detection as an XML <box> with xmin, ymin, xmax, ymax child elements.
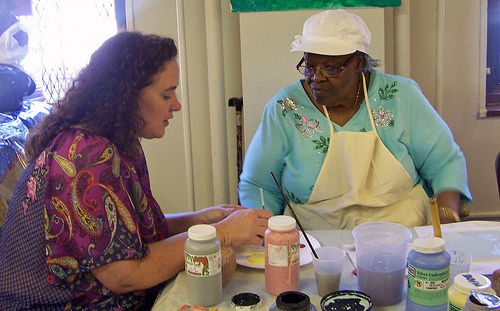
<box><xmin>326</xmin><ymin>79</ymin><xmax>362</xmax><ymax>120</ymax></box>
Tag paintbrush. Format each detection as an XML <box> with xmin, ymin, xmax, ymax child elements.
<box><xmin>429</xmin><ymin>195</ymin><xmax>442</xmax><ymax>238</ymax></box>
<box><xmin>270</xmin><ymin>172</ymin><xmax>319</xmax><ymax>259</ymax></box>
<box><xmin>260</xmin><ymin>188</ymin><xmax>265</xmax><ymax>209</ymax></box>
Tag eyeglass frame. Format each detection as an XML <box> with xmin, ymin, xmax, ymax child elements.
<box><xmin>296</xmin><ymin>53</ymin><xmax>358</xmax><ymax>78</ymax></box>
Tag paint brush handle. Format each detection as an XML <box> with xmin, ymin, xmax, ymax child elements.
<box><xmin>429</xmin><ymin>196</ymin><xmax>442</xmax><ymax>238</ymax></box>
<box><xmin>270</xmin><ymin>172</ymin><xmax>319</xmax><ymax>259</ymax></box>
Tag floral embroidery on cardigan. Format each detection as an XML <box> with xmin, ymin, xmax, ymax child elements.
<box><xmin>285</xmin><ymin>186</ymin><xmax>303</xmax><ymax>205</ymax></box>
<box><xmin>372</xmin><ymin>105</ymin><xmax>395</xmax><ymax>129</ymax></box>
<box><xmin>312</xmin><ymin>136</ymin><xmax>329</xmax><ymax>153</ymax></box>
<box><xmin>378</xmin><ymin>81</ymin><xmax>399</xmax><ymax>100</ymax></box>
<box><xmin>295</xmin><ymin>114</ymin><xmax>324</xmax><ymax>140</ymax></box>
<box><xmin>279</xmin><ymin>98</ymin><xmax>298</xmax><ymax>117</ymax></box>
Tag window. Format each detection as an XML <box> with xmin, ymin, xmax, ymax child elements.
<box><xmin>18</xmin><ymin>0</ymin><xmax>122</xmax><ymax>103</ymax></box>
<box><xmin>486</xmin><ymin>0</ymin><xmax>500</xmax><ymax>116</ymax></box>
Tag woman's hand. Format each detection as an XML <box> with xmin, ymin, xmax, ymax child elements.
<box><xmin>195</xmin><ymin>204</ymin><xmax>246</xmax><ymax>224</ymax></box>
<box><xmin>164</xmin><ymin>204</ymin><xmax>246</xmax><ymax>236</ymax></box>
<box><xmin>214</xmin><ymin>208</ymin><xmax>272</xmax><ymax>248</ymax></box>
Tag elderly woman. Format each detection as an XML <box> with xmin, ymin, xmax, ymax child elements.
<box><xmin>0</xmin><ymin>31</ymin><xmax>272</xmax><ymax>310</ymax></box>
<box><xmin>238</xmin><ymin>9</ymin><xmax>471</xmax><ymax>229</ymax></box>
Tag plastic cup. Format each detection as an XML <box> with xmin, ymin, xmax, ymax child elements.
<box><xmin>449</xmin><ymin>250</ymin><xmax>472</xmax><ymax>283</ymax></box>
<box><xmin>312</xmin><ymin>246</ymin><xmax>345</xmax><ymax>297</ymax></box>
<box><xmin>352</xmin><ymin>221</ymin><xmax>412</xmax><ymax>306</ymax></box>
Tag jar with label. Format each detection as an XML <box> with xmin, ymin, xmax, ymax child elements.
<box><xmin>406</xmin><ymin>237</ymin><xmax>450</xmax><ymax>311</ymax></box>
<box><xmin>461</xmin><ymin>292</ymin><xmax>500</xmax><ymax>311</ymax></box>
<box><xmin>185</xmin><ymin>224</ymin><xmax>222</xmax><ymax>306</ymax></box>
<box><xmin>265</xmin><ymin>215</ymin><xmax>300</xmax><ymax>296</ymax></box>
<box><xmin>448</xmin><ymin>273</ymin><xmax>495</xmax><ymax>311</ymax></box>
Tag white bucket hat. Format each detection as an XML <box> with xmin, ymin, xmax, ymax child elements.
<box><xmin>290</xmin><ymin>9</ymin><xmax>371</xmax><ymax>56</ymax></box>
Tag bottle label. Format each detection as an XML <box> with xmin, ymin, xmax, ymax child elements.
<box><xmin>185</xmin><ymin>250</ymin><xmax>221</xmax><ymax>277</ymax></box>
<box><xmin>407</xmin><ymin>263</ymin><xmax>450</xmax><ymax>306</ymax></box>
<box><xmin>449</xmin><ymin>301</ymin><xmax>462</xmax><ymax>311</ymax></box>
<box><xmin>267</xmin><ymin>242</ymin><xmax>300</xmax><ymax>267</ymax></box>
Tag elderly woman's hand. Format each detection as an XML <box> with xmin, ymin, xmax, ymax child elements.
<box><xmin>214</xmin><ymin>208</ymin><xmax>272</xmax><ymax>248</ymax></box>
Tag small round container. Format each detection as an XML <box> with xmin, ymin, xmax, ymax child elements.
<box><xmin>320</xmin><ymin>290</ymin><xmax>372</xmax><ymax>311</ymax></box>
<box><xmin>447</xmin><ymin>273</ymin><xmax>495</xmax><ymax>311</ymax></box>
<box><xmin>269</xmin><ymin>291</ymin><xmax>317</xmax><ymax>311</ymax></box>
<box><xmin>231</xmin><ymin>292</ymin><xmax>262</xmax><ymax>310</ymax></box>
<box><xmin>462</xmin><ymin>292</ymin><xmax>500</xmax><ymax>311</ymax></box>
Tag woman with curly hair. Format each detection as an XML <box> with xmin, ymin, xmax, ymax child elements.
<box><xmin>0</xmin><ymin>31</ymin><xmax>272</xmax><ymax>310</ymax></box>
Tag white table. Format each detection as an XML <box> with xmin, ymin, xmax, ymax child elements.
<box><xmin>151</xmin><ymin>221</ymin><xmax>500</xmax><ymax>311</ymax></box>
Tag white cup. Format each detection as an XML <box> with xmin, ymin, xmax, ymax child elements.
<box><xmin>449</xmin><ymin>250</ymin><xmax>472</xmax><ymax>283</ymax></box>
<box><xmin>312</xmin><ymin>246</ymin><xmax>345</xmax><ymax>297</ymax></box>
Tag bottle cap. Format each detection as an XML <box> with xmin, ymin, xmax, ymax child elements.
<box><xmin>412</xmin><ymin>237</ymin><xmax>446</xmax><ymax>253</ymax></box>
<box><xmin>188</xmin><ymin>224</ymin><xmax>216</xmax><ymax>241</ymax></box>
<box><xmin>268</xmin><ymin>215</ymin><xmax>296</xmax><ymax>231</ymax></box>
<box><xmin>454</xmin><ymin>273</ymin><xmax>492</xmax><ymax>294</ymax></box>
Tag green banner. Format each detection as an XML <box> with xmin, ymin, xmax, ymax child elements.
<box><xmin>230</xmin><ymin>0</ymin><xmax>401</xmax><ymax>12</ymax></box>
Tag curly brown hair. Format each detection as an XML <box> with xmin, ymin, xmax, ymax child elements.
<box><xmin>24</xmin><ymin>31</ymin><xmax>178</xmax><ymax>162</ymax></box>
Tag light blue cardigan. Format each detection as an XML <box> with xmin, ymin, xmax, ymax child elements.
<box><xmin>238</xmin><ymin>71</ymin><xmax>472</xmax><ymax>215</ymax></box>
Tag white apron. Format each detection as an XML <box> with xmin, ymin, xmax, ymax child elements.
<box><xmin>284</xmin><ymin>74</ymin><xmax>431</xmax><ymax>229</ymax></box>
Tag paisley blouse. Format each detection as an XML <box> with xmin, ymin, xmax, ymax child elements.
<box><xmin>0</xmin><ymin>129</ymin><xmax>169</xmax><ymax>310</ymax></box>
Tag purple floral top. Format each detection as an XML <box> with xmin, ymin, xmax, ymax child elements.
<box><xmin>0</xmin><ymin>129</ymin><xmax>169</xmax><ymax>310</ymax></box>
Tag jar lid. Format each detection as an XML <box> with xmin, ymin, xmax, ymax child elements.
<box><xmin>231</xmin><ymin>292</ymin><xmax>261</xmax><ymax>310</ymax></box>
<box><xmin>412</xmin><ymin>237</ymin><xmax>446</xmax><ymax>253</ymax></box>
<box><xmin>188</xmin><ymin>224</ymin><xmax>216</xmax><ymax>240</ymax></box>
<box><xmin>321</xmin><ymin>290</ymin><xmax>372</xmax><ymax>311</ymax></box>
<box><xmin>268</xmin><ymin>215</ymin><xmax>296</xmax><ymax>231</ymax></box>
<box><xmin>275</xmin><ymin>291</ymin><xmax>312</xmax><ymax>311</ymax></box>
<box><xmin>454</xmin><ymin>273</ymin><xmax>492</xmax><ymax>294</ymax></box>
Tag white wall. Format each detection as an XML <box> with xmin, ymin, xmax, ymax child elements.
<box><xmin>409</xmin><ymin>1</ymin><xmax>500</xmax><ymax>217</ymax></box>
<box><xmin>127</xmin><ymin>0</ymin><xmax>242</xmax><ymax>213</ymax></box>
<box><xmin>127</xmin><ymin>0</ymin><xmax>500</xmax><ymax>218</ymax></box>
<box><xmin>126</xmin><ymin>0</ymin><xmax>189</xmax><ymax>214</ymax></box>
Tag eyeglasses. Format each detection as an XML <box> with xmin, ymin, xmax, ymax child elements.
<box><xmin>296</xmin><ymin>53</ymin><xmax>357</xmax><ymax>78</ymax></box>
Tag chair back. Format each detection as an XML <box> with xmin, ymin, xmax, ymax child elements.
<box><xmin>496</xmin><ymin>151</ymin><xmax>500</xmax><ymax>197</ymax></box>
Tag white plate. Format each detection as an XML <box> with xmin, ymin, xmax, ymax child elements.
<box><xmin>235</xmin><ymin>232</ymin><xmax>321</xmax><ymax>269</ymax></box>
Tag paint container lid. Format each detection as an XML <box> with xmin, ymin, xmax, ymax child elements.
<box><xmin>231</xmin><ymin>292</ymin><xmax>261</xmax><ymax>310</ymax></box>
<box><xmin>321</xmin><ymin>290</ymin><xmax>372</xmax><ymax>311</ymax></box>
